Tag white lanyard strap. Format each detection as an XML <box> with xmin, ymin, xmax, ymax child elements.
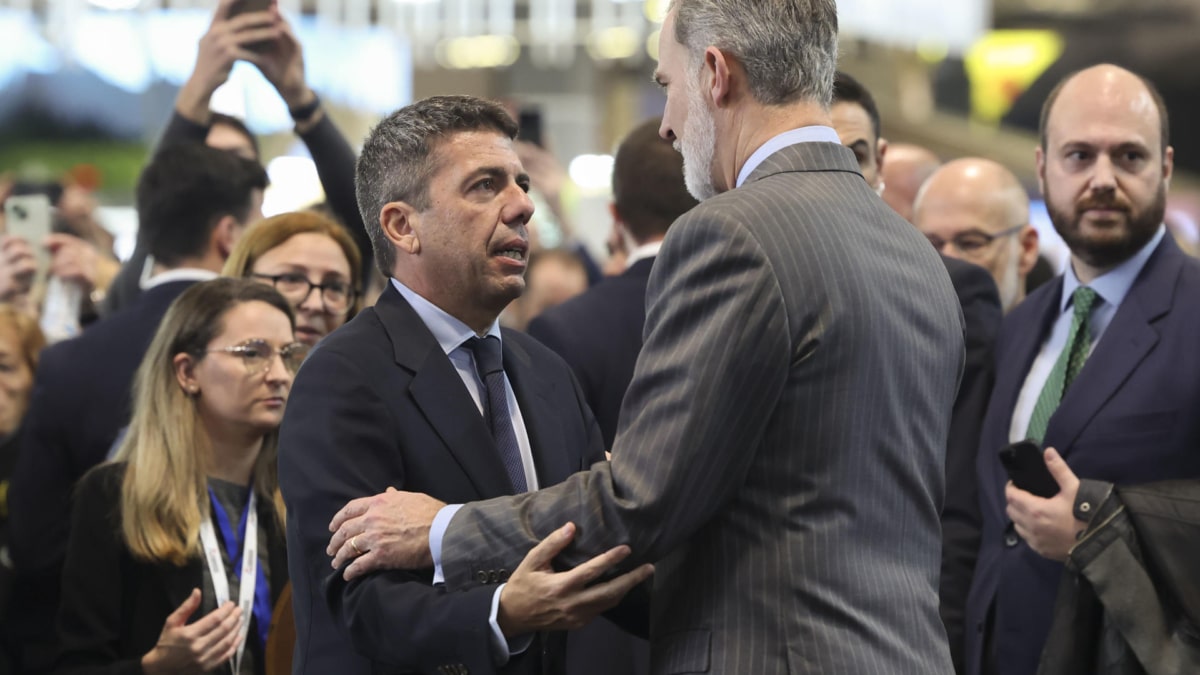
<box><xmin>198</xmin><ymin>489</ymin><xmax>258</xmax><ymax>675</ymax></box>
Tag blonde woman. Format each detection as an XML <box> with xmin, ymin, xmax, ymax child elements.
<box><xmin>54</xmin><ymin>278</ymin><xmax>307</xmax><ymax>674</ymax></box>
<box><xmin>223</xmin><ymin>211</ymin><xmax>362</xmax><ymax>346</ymax></box>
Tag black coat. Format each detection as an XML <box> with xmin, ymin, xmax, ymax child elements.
<box><xmin>53</xmin><ymin>463</ymin><xmax>288</xmax><ymax>675</ymax></box>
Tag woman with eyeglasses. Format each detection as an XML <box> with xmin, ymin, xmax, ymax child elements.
<box><xmin>223</xmin><ymin>211</ymin><xmax>363</xmax><ymax>346</ymax></box>
<box><xmin>54</xmin><ymin>278</ymin><xmax>308</xmax><ymax>675</ymax></box>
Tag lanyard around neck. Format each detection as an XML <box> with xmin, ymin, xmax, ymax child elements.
<box><xmin>199</xmin><ymin>485</ymin><xmax>267</xmax><ymax>674</ymax></box>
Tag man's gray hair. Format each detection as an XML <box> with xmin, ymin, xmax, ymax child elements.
<box><xmin>355</xmin><ymin>95</ymin><xmax>519</xmax><ymax>275</ymax></box>
<box><xmin>671</xmin><ymin>0</ymin><xmax>838</xmax><ymax>107</ymax></box>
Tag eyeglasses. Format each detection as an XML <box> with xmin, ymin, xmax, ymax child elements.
<box><xmin>206</xmin><ymin>339</ymin><xmax>310</xmax><ymax>376</ymax></box>
<box><xmin>925</xmin><ymin>224</ymin><xmax>1024</xmax><ymax>257</ymax></box>
<box><xmin>251</xmin><ymin>273</ymin><xmax>357</xmax><ymax>315</ymax></box>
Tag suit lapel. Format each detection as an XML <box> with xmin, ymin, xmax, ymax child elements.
<box><xmin>373</xmin><ymin>286</ymin><xmax>514</xmax><ymax>498</ymax></box>
<box><xmin>1045</xmin><ymin>237</ymin><xmax>1181</xmax><ymax>456</ymax></box>
<box><xmin>502</xmin><ymin>332</ymin><xmax>573</xmax><ymax>486</ymax></box>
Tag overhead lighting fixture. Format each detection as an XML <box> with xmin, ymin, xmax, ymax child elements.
<box><xmin>436</xmin><ymin>35</ymin><xmax>521</xmax><ymax>69</ymax></box>
<box><xmin>86</xmin><ymin>0</ymin><xmax>141</xmax><ymax>10</ymax></box>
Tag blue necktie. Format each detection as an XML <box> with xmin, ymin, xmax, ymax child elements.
<box><xmin>464</xmin><ymin>336</ymin><xmax>528</xmax><ymax>493</ymax></box>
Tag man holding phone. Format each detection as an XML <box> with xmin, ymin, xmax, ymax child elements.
<box><xmin>962</xmin><ymin>65</ymin><xmax>1200</xmax><ymax>675</ymax></box>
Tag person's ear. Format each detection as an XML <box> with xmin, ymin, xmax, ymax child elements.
<box><xmin>1018</xmin><ymin>226</ymin><xmax>1040</xmax><ymax>277</ymax></box>
<box><xmin>213</xmin><ymin>215</ymin><xmax>242</xmax><ymax>260</ymax></box>
<box><xmin>174</xmin><ymin>352</ymin><xmax>201</xmax><ymax>397</ymax></box>
<box><xmin>381</xmin><ymin>202</ymin><xmax>421</xmax><ymax>256</ymax></box>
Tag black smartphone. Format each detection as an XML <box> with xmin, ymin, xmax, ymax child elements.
<box><xmin>227</xmin><ymin>0</ymin><xmax>275</xmax><ymax>52</ymax></box>
<box><xmin>998</xmin><ymin>440</ymin><xmax>1058</xmax><ymax>498</ymax></box>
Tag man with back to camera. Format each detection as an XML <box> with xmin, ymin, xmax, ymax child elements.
<box><xmin>326</xmin><ymin>1</ymin><xmax>963</xmax><ymax>672</ymax></box>
<box><xmin>829</xmin><ymin>69</ymin><xmax>1003</xmax><ymax>674</ymax></box>
<box><xmin>277</xmin><ymin>95</ymin><xmax>652</xmax><ymax>675</ymax></box>
<box><xmin>962</xmin><ymin>64</ymin><xmax>1200</xmax><ymax>675</ymax></box>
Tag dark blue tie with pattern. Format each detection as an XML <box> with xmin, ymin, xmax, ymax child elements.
<box><xmin>464</xmin><ymin>336</ymin><xmax>528</xmax><ymax>493</ymax></box>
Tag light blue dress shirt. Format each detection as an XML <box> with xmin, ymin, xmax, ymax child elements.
<box><xmin>735</xmin><ymin>125</ymin><xmax>841</xmax><ymax>188</ymax></box>
<box><xmin>1009</xmin><ymin>226</ymin><xmax>1166</xmax><ymax>442</ymax></box>
<box><xmin>390</xmin><ymin>279</ymin><xmax>537</xmax><ymax>662</ymax></box>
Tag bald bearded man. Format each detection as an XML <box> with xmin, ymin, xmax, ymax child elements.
<box><xmin>915</xmin><ymin>159</ymin><xmax>1040</xmax><ymax>313</ymax></box>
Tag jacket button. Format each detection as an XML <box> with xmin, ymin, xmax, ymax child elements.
<box><xmin>1079</xmin><ymin>502</ymin><xmax>1091</xmax><ymax>513</ymax></box>
<box><xmin>1005</xmin><ymin>534</ymin><xmax>1019</xmax><ymax>548</ymax></box>
<box><xmin>475</xmin><ymin>570</ymin><xmax>488</xmax><ymax>583</ymax></box>
<box><xmin>488</xmin><ymin>570</ymin><xmax>499</xmax><ymax>583</ymax></box>
<box><xmin>499</xmin><ymin>568</ymin><xmax>509</xmax><ymax>581</ymax></box>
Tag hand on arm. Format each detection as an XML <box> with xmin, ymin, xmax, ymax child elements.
<box><xmin>251</xmin><ymin>13</ymin><xmax>316</xmax><ymax>113</ymax></box>
<box><xmin>327</xmin><ymin>487</ymin><xmax>446</xmax><ymax>577</ymax></box>
<box><xmin>176</xmin><ymin>0</ymin><xmax>281</xmax><ymax>124</ymax></box>
<box><xmin>1005</xmin><ymin>447</ymin><xmax>1086</xmax><ymax>561</ymax></box>
<box><xmin>140</xmin><ymin>589</ymin><xmax>243</xmax><ymax>675</ymax></box>
<box><xmin>497</xmin><ymin>522</ymin><xmax>653</xmax><ymax>636</ymax></box>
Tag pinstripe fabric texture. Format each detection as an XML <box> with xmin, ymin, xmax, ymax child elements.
<box><xmin>443</xmin><ymin>142</ymin><xmax>962</xmax><ymax>674</ymax></box>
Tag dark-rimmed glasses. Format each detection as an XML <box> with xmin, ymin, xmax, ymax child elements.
<box><xmin>251</xmin><ymin>273</ymin><xmax>357</xmax><ymax>316</ymax></box>
<box><xmin>925</xmin><ymin>223</ymin><xmax>1025</xmax><ymax>257</ymax></box>
<box><xmin>206</xmin><ymin>339</ymin><xmax>310</xmax><ymax>376</ymax></box>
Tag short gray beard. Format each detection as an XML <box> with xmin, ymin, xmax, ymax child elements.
<box><xmin>679</xmin><ymin>81</ymin><xmax>719</xmax><ymax>201</ymax></box>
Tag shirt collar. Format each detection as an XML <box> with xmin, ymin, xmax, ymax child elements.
<box><xmin>736</xmin><ymin>126</ymin><xmax>841</xmax><ymax>188</ymax></box>
<box><xmin>390</xmin><ymin>278</ymin><xmax>501</xmax><ymax>355</ymax></box>
<box><xmin>1060</xmin><ymin>225</ymin><xmax>1166</xmax><ymax>312</ymax></box>
<box><xmin>625</xmin><ymin>241</ymin><xmax>663</xmax><ymax>269</ymax></box>
<box><xmin>141</xmin><ymin>267</ymin><xmax>218</xmax><ymax>290</ymax></box>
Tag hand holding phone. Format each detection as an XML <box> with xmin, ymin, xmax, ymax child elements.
<box><xmin>998</xmin><ymin>440</ymin><xmax>1059</xmax><ymax>498</ymax></box>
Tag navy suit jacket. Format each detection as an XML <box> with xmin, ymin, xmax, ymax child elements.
<box><xmin>937</xmin><ymin>255</ymin><xmax>1002</xmax><ymax>675</ymax></box>
<box><xmin>527</xmin><ymin>256</ymin><xmax>654</xmax><ymax>451</ymax></box>
<box><xmin>964</xmin><ymin>235</ymin><xmax>1200</xmax><ymax>675</ymax></box>
<box><xmin>278</xmin><ymin>284</ymin><xmax>606</xmax><ymax>675</ymax></box>
<box><xmin>6</xmin><ymin>279</ymin><xmax>196</xmax><ymax>671</ymax></box>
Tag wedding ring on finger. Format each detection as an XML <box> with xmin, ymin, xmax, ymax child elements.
<box><xmin>350</xmin><ymin>535</ymin><xmax>363</xmax><ymax>556</ymax></box>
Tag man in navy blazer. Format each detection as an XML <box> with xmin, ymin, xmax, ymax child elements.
<box><xmin>528</xmin><ymin>117</ymin><xmax>697</xmax><ymax>452</ymax></box>
<box><xmin>5</xmin><ymin>144</ymin><xmax>266</xmax><ymax>672</ymax></box>
<box><xmin>963</xmin><ymin>64</ymin><xmax>1200</xmax><ymax>675</ymax></box>
<box><xmin>279</xmin><ymin>96</ymin><xmax>650</xmax><ymax>675</ymax></box>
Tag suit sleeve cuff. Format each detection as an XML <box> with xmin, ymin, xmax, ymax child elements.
<box><xmin>1074</xmin><ymin>479</ymin><xmax>1113</xmax><ymax>525</ymax></box>
<box><xmin>487</xmin><ymin>583</ymin><xmax>533</xmax><ymax>666</ymax></box>
<box><xmin>430</xmin><ymin>504</ymin><xmax>463</xmax><ymax>585</ymax></box>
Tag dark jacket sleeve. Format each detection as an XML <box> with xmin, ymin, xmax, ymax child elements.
<box><xmin>937</xmin><ymin>256</ymin><xmax>1002</xmax><ymax>674</ymax></box>
<box><xmin>295</xmin><ymin>115</ymin><xmax>372</xmax><ymax>287</ymax></box>
<box><xmin>53</xmin><ymin>464</ymin><xmax>145</xmax><ymax>675</ymax></box>
<box><xmin>278</xmin><ymin>344</ymin><xmax>506</xmax><ymax>674</ymax></box>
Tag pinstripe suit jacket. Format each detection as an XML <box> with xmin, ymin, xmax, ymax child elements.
<box><xmin>441</xmin><ymin>141</ymin><xmax>962</xmax><ymax>674</ymax></box>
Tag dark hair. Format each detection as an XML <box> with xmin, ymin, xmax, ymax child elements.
<box><xmin>356</xmin><ymin>96</ymin><xmax>519</xmax><ymax>275</ymax></box>
<box><xmin>1039</xmin><ymin>66</ymin><xmax>1170</xmax><ymax>154</ymax></box>
<box><xmin>612</xmin><ymin>118</ymin><xmax>698</xmax><ymax>243</ymax></box>
<box><xmin>210</xmin><ymin>113</ymin><xmax>261</xmax><ymax>160</ymax></box>
<box><xmin>136</xmin><ymin>144</ymin><xmax>268</xmax><ymax>267</ymax></box>
<box><xmin>832</xmin><ymin>70</ymin><xmax>881</xmax><ymax>141</ymax></box>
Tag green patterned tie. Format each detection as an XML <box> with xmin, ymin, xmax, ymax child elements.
<box><xmin>1026</xmin><ymin>286</ymin><xmax>1100</xmax><ymax>444</ymax></box>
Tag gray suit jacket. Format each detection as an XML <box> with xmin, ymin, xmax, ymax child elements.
<box><xmin>441</xmin><ymin>141</ymin><xmax>962</xmax><ymax>674</ymax></box>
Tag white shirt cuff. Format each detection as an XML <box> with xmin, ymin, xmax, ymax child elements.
<box><xmin>430</xmin><ymin>504</ymin><xmax>463</xmax><ymax>586</ymax></box>
<box><xmin>487</xmin><ymin>583</ymin><xmax>533</xmax><ymax>665</ymax></box>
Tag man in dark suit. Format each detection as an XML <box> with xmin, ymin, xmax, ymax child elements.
<box><xmin>963</xmin><ymin>64</ymin><xmax>1200</xmax><ymax>675</ymax></box>
<box><xmin>831</xmin><ymin>71</ymin><xmax>1003</xmax><ymax>673</ymax></box>
<box><xmin>5</xmin><ymin>144</ymin><xmax>266</xmax><ymax>672</ymax></box>
<box><xmin>328</xmin><ymin>2</ymin><xmax>962</xmax><ymax>673</ymax></box>
<box><xmin>526</xmin><ymin>118</ymin><xmax>695</xmax><ymax>675</ymax></box>
<box><xmin>528</xmin><ymin>117</ymin><xmax>697</xmax><ymax>452</ymax></box>
<box><xmin>278</xmin><ymin>96</ymin><xmax>650</xmax><ymax>675</ymax></box>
